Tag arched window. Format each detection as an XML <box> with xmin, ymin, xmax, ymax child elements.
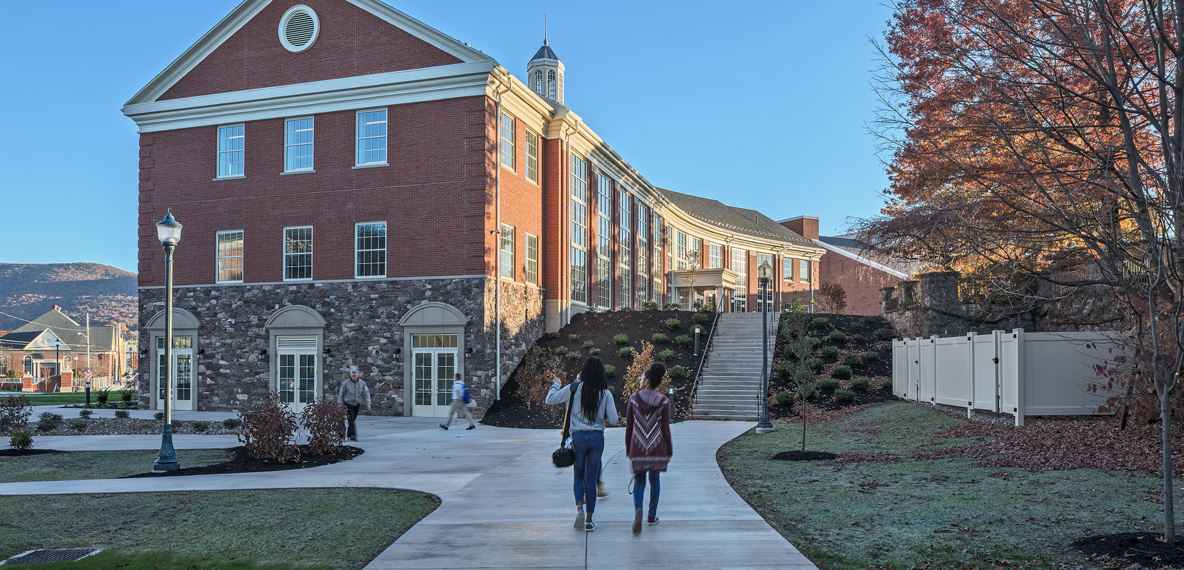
<box><xmin>534</xmin><ymin>70</ymin><xmax>543</xmax><ymax>95</ymax></box>
<box><xmin>547</xmin><ymin>70</ymin><xmax>556</xmax><ymax>99</ymax></box>
<box><xmin>0</xmin><ymin>356</ymin><xmax>7</xmax><ymax>376</ymax></box>
<box><xmin>23</xmin><ymin>356</ymin><xmax>32</xmax><ymax>375</ymax></box>
<box><xmin>63</xmin><ymin>356</ymin><xmax>72</xmax><ymax>370</ymax></box>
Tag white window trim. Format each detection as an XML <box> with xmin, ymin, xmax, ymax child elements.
<box><xmin>355</xmin><ymin>108</ymin><xmax>388</xmax><ymax>167</ymax></box>
<box><xmin>215</xmin><ymin>230</ymin><xmax>245</xmax><ymax>284</ymax></box>
<box><xmin>216</xmin><ymin>123</ymin><xmax>245</xmax><ymax>179</ymax></box>
<box><xmin>500</xmin><ymin>112</ymin><xmax>516</xmax><ymax>172</ymax></box>
<box><xmin>500</xmin><ymin>223</ymin><xmax>515</xmax><ymax>280</ymax></box>
<box><xmin>800</xmin><ymin>259</ymin><xmax>811</xmax><ymax>282</ymax></box>
<box><xmin>709</xmin><ymin>243</ymin><xmax>723</xmax><ymax>269</ymax></box>
<box><xmin>283</xmin><ymin>116</ymin><xmax>315</xmax><ymax>173</ymax></box>
<box><xmin>283</xmin><ymin>225</ymin><xmax>314</xmax><ymax>282</ymax></box>
<box><xmin>525</xmin><ymin>128</ymin><xmax>540</xmax><ymax>185</ymax></box>
<box><xmin>525</xmin><ymin>232</ymin><xmax>539</xmax><ymax>286</ymax></box>
<box><xmin>354</xmin><ymin>221</ymin><xmax>387</xmax><ymax>279</ymax></box>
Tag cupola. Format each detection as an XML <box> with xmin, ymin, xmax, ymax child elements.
<box><xmin>527</xmin><ymin>22</ymin><xmax>564</xmax><ymax>104</ymax></box>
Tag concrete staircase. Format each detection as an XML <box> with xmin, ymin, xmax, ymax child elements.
<box><xmin>690</xmin><ymin>312</ymin><xmax>777</xmax><ymax>420</ymax></box>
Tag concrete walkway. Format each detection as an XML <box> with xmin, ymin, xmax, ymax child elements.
<box><xmin>0</xmin><ymin>415</ymin><xmax>816</xmax><ymax>570</ymax></box>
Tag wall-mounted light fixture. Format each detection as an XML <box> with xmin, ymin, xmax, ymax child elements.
<box><xmin>323</xmin><ymin>347</ymin><xmax>332</xmax><ymax>359</ymax></box>
<box><xmin>197</xmin><ymin>348</ymin><xmax>205</xmax><ymax>356</ymax></box>
<box><xmin>260</xmin><ymin>349</ymin><xmax>268</xmax><ymax>358</ymax></box>
<box><xmin>393</xmin><ymin>347</ymin><xmax>402</xmax><ymax>361</ymax></box>
<box><xmin>465</xmin><ymin>347</ymin><xmax>474</xmax><ymax>358</ymax></box>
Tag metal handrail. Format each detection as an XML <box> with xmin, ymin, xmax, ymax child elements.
<box><xmin>689</xmin><ymin>301</ymin><xmax>726</xmax><ymax>411</ymax></box>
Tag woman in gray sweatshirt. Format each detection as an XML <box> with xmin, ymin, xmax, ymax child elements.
<box><xmin>546</xmin><ymin>355</ymin><xmax>618</xmax><ymax>532</ymax></box>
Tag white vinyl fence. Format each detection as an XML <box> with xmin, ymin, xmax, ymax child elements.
<box><xmin>892</xmin><ymin>329</ymin><xmax>1120</xmax><ymax>426</ymax></box>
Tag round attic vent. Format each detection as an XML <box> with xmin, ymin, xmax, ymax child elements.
<box><xmin>279</xmin><ymin>5</ymin><xmax>319</xmax><ymax>53</ymax></box>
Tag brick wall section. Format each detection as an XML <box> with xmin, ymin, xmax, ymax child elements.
<box><xmin>541</xmin><ymin>137</ymin><xmax>566</xmax><ymax>302</ymax></box>
<box><xmin>818</xmin><ymin>251</ymin><xmax>900</xmax><ymax>315</ymax></box>
<box><xmin>138</xmin><ymin>96</ymin><xmax>489</xmax><ymax>287</ymax></box>
<box><xmin>160</xmin><ymin>0</ymin><xmax>463</xmax><ymax>100</ymax></box>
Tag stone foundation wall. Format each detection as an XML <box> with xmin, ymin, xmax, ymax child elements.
<box><xmin>475</xmin><ymin>280</ymin><xmax>546</xmax><ymax>406</ymax></box>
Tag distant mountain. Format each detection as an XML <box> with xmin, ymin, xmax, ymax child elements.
<box><xmin>0</xmin><ymin>263</ymin><xmax>137</xmax><ymax>333</ymax></box>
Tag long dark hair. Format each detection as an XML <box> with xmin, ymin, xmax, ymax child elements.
<box><xmin>643</xmin><ymin>363</ymin><xmax>666</xmax><ymax>391</ymax></box>
<box><xmin>579</xmin><ymin>356</ymin><xmax>607</xmax><ymax>417</ymax></box>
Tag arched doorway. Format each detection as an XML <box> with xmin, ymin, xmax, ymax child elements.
<box><xmin>399</xmin><ymin>302</ymin><xmax>468</xmax><ymax>417</ymax></box>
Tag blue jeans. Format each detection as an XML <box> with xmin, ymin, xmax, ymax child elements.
<box><xmin>572</xmin><ymin>431</ymin><xmax>605</xmax><ymax>514</ymax></box>
<box><xmin>633</xmin><ymin>471</ymin><xmax>661</xmax><ymax>517</ymax></box>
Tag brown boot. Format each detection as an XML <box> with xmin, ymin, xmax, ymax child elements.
<box><xmin>597</xmin><ymin>483</ymin><xmax>609</xmax><ymax>497</ymax></box>
<box><xmin>632</xmin><ymin>508</ymin><xmax>643</xmax><ymax>534</ymax></box>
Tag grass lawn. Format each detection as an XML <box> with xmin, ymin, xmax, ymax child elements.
<box><xmin>0</xmin><ymin>489</ymin><xmax>439</xmax><ymax>569</ymax></box>
<box><xmin>0</xmin><ymin>449</ymin><xmax>230</xmax><ymax>483</ymax></box>
<box><xmin>718</xmin><ymin>401</ymin><xmax>1184</xmax><ymax>569</ymax></box>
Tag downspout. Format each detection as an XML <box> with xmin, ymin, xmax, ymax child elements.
<box><xmin>561</xmin><ymin>119</ymin><xmax>581</xmax><ymax>326</ymax></box>
<box><xmin>492</xmin><ymin>71</ymin><xmax>512</xmax><ymax>400</ymax></box>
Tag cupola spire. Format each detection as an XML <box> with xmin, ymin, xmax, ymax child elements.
<box><xmin>527</xmin><ymin>16</ymin><xmax>564</xmax><ymax>103</ymax></box>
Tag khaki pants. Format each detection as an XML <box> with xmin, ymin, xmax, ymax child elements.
<box><xmin>444</xmin><ymin>399</ymin><xmax>475</xmax><ymax>428</ymax></box>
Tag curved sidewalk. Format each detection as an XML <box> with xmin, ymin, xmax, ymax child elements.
<box><xmin>0</xmin><ymin>419</ymin><xmax>816</xmax><ymax>570</ymax></box>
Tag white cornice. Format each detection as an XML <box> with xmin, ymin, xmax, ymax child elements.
<box><xmin>123</xmin><ymin>62</ymin><xmax>496</xmax><ymax>133</ymax></box>
<box><xmin>813</xmin><ymin>239</ymin><xmax>909</xmax><ymax>278</ymax></box>
<box><xmin>661</xmin><ymin>205</ymin><xmax>825</xmax><ymax>258</ymax></box>
<box><xmin>346</xmin><ymin>0</ymin><xmax>492</xmax><ymax>64</ymax></box>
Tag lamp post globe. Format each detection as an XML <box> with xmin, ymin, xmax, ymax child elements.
<box><xmin>756</xmin><ymin>261</ymin><xmax>775</xmax><ymax>434</ymax></box>
<box><xmin>153</xmin><ymin>208</ymin><xmax>183</xmax><ymax>472</ymax></box>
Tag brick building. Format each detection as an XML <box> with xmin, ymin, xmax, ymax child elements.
<box><xmin>0</xmin><ymin>307</ymin><xmax>127</xmax><ymax>392</ymax></box>
<box><xmin>813</xmin><ymin>233</ymin><xmax>911</xmax><ymax>315</ymax></box>
<box><xmin>122</xmin><ymin>0</ymin><xmax>825</xmax><ymax>417</ymax></box>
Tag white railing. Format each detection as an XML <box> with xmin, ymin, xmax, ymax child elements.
<box><xmin>893</xmin><ymin>329</ymin><xmax>1120</xmax><ymax>426</ymax></box>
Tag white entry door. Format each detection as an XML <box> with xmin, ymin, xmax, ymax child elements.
<box><xmin>277</xmin><ymin>335</ymin><xmax>318</xmax><ymax>413</ymax></box>
<box><xmin>157</xmin><ymin>337</ymin><xmax>194</xmax><ymax>411</ymax></box>
<box><xmin>411</xmin><ymin>334</ymin><xmax>458</xmax><ymax>417</ymax></box>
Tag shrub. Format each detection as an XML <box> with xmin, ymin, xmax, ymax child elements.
<box><xmin>547</xmin><ymin>332</ymin><xmax>560</xmax><ymax>339</ymax></box>
<box><xmin>663</xmin><ymin>302</ymin><xmax>681</xmax><ymax>310</ymax></box>
<box><xmin>9</xmin><ymin>430</ymin><xmax>33</xmax><ymax>451</ymax></box>
<box><xmin>828</xmin><ymin>331</ymin><xmax>847</xmax><ymax>343</ymax></box>
<box><xmin>783</xmin><ymin>345</ymin><xmax>799</xmax><ymax>360</ymax></box>
<box><xmin>0</xmin><ymin>395</ymin><xmax>33</xmax><ymax>432</ymax></box>
<box><xmin>69</xmin><ymin>419</ymin><xmax>88</xmax><ymax>432</ymax></box>
<box><xmin>775</xmin><ymin>362</ymin><xmax>794</xmax><ymax>378</ymax></box>
<box><xmin>881</xmin><ymin>379</ymin><xmax>893</xmax><ymax>390</ymax></box>
<box><xmin>850</xmin><ymin>334</ymin><xmax>865</xmax><ymax>344</ymax></box>
<box><xmin>154</xmin><ymin>412</ymin><xmax>165</xmax><ymax>421</ymax></box>
<box><xmin>623</xmin><ymin>342</ymin><xmax>658</xmax><ymax>398</ymax></box>
<box><xmin>300</xmin><ymin>396</ymin><xmax>347</xmax><ymax>455</ymax></box>
<box><xmin>665</xmin><ymin>319</ymin><xmax>682</xmax><ymax>331</ymax></box>
<box><xmin>692</xmin><ymin>312</ymin><xmax>709</xmax><ymax>325</ymax></box>
<box><xmin>864</xmin><ymin>350</ymin><xmax>880</xmax><ymax>361</ymax></box>
<box><xmin>568</xmin><ymin>334</ymin><xmax>580</xmax><ymax>342</ymax></box>
<box><xmin>843</xmin><ymin>354</ymin><xmax>863</xmax><ymax>367</ymax></box>
<box><xmin>37</xmin><ymin>412</ymin><xmax>62</xmax><ymax>432</ymax></box>
<box><xmin>812</xmin><ymin>317</ymin><xmax>830</xmax><ymax>329</ymax></box>
<box><xmin>818</xmin><ymin>377</ymin><xmax>840</xmax><ymax>390</ymax></box>
<box><xmin>852</xmin><ymin>377</ymin><xmax>870</xmax><ymax>390</ymax></box>
<box><xmin>604</xmin><ymin>365</ymin><xmax>616</xmax><ymax>378</ymax></box>
<box><xmin>79</xmin><ymin>409</ymin><xmax>93</xmax><ymax>419</ymax></box>
<box><xmin>797</xmin><ymin>382</ymin><xmax>816</xmax><ymax>400</ymax></box>
<box><xmin>834</xmin><ymin>389</ymin><xmax>855</xmax><ymax>402</ymax></box>
<box><xmin>554</xmin><ymin>346</ymin><xmax>569</xmax><ymax>355</ymax></box>
<box><xmin>120</xmin><ymin>389</ymin><xmax>136</xmax><ymax>402</ymax></box>
<box><xmin>831</xmin><ymin>365</ymin><xmax>852</xmax><ymax>379</ymax></box>
<box><xmin>675</xmin><ymin>335</ymin><xmax>692</xmax><ymax>348</ymax></box>
<box><xmin>583</xmin><ymin>340</ymin><xmax>594</xmax><ymax>348</ymax></box>
<box><xmin>589</xmin><ymin>348</ymin><xmax>601</xmax><ymax>356</ymax></box>
<box><xmin>643</xmin><ymin>301</ymin><xmax>659</xmax><ymax>311</ymax></box>
<box><xmin>223</xmin><ymin>418</ymin><xmax>242</xmax><ymax>429</ymax></box>
<box><xmin>820</xmin><ymin>346</ymin><xmax>840</xmax><ymax>359</ymax></box>
<box><xmin>659</xmin><ymin>349</ymin><xmax>676</xmax><ymax>362</ymax></box>
<box><xmin>806</xmin><ymin>336</ymin><xmax>822</xmax><ymax>349</ymax></box>
<box><xmin>613</xmin><ymin>334</ymin><xmax>630</xmax><ymax>345</ymax></box>
<box><xmin>115</xmin><ymin>410</ymin><xmax>130</xmax><ymax>419</ymax></box>
<box><xmin>651</xmin><ymin>333</ymin><xmax>669</xmax><ymax>344</ymax></box>
<box><xmin>850</xmin><ymin>321</ymin><xmax>866</xmax><ymax>332</ymax></box>
<box><xmin>863</xmin><ymin>315</ymin><xmax>880</xmax><ymax>324</ymax></box>
<box><xmin>96</xmin><ymin>389</ymin><xmax>110</xmax><ymax>405</ymax></box>
<box><xmin>238</xmin><ymin>392</ymin><xmax>300</xmax><ymax>463</ymax></box>
<box><xmin>566</xmin><ymin>350</ymin><xmax>582</xmax><ymax>361</ymax></box>
<box><xmin>874</xmin><ymin>328</ymin><xmax>894</xmax><ymax>340</ymax></box>
<box><xmin>776</xmin><ymin>391</ymin><xmax>794</xmax><ymax>406</ymax></box>
<box><xmin>192</xmin><ymin>421</ymin><xmax>210</xmax><ymax>433</ymax></box>
<box><xmin>668</xmin><ymin>365</ymin><xmax>687</xmax><ymax>379</ymax></box>
<box><xmin>818</xmin><ymin>282</ymin><xmax>847</xmax><ymax>313</ymax></box>
<box><xmin>619</xmin><ymin>347</ymin><xmax>634</xmax><ymax>358</ymax></box>
<box><xmin>618</xmin><ymin>304</ymin><xmax>632</xmax><ymax>312</ymax></box>
<box><xmin>794</xmin><ymin>366</ymin><xmax>815</xmax><ymax>385</ymax></box>
<box><xmin>805</xmin><ymin>357</ymin><xmax>824</xmax><ymax>372</ymax></box>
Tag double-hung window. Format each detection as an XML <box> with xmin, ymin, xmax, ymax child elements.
<box><xmin>570</xmin><ymin>155</ymin><xmax>588</xmax><ymax>303</ymax></box>
<box><xmin>652</xmin><ymin>214</ymin><xmax>662</xmax><ymax>301</ymax></box>
<box><xmin>500</xmin><ymin>223</ymin><xmax>515</xmax><ymax>279</ymax></box>
<box><xmin>709</xmin><ymin>243</ymin><xmax>723</xmax><ymax>269</ymax></box>
<box><xmin>500</xmin><ymin>113</ymin><xmax>515</xmax><ymax>170</ymax></box>
<box><xmin>526</xmin><ymin>233</ymin><xmax>539</xmax><ymax>286</ymax></box>
<box><xmin>756</xmin><ymin>253</ymin><xmax>774</xmax><ymax>311</ymax></box>
<box><xmin>283</xmin><ymin>226</ymin><xmax>313</xmax><ymax>281</ymax></box>
<box><xmin>732</xmin><ymin>248</ymin><xmax>747</xmax><ymax>300</ymax></box>
<box><xmin>675</xmin><ymin>231</ymin><xmax>687</xmax><ymax>270</ymax></box>
<box><xmin>217</xmin><ymin>124</ymin><xmax>244</xmax><ymax>178</ymax></box>
<box><xmin>690</xmin><ymin>237</ymin><xmax>701</xmax><ymax>267</ymax></box>
<box><xmin>284</xmin><ymin>117</ymin><xmax>314</xmax><ymax>172</ymax></box>
<box><xmin>356</xmin><ymin>109</ymin><xmax>387</xmax><ymax>166</ymax></box>
<box><xmin>216</xmin><ymin>230</ymin><xmax>244</xmax><ymax>283</ymax></box>
<box><xmin>800</xmin><ymin>259</ymin><xmax>810</xmax><ymax>282</ymax></box>
<box><xmin>619</xmin><ymin>189</ymin><xmax>632</xmax><ymax>308</ymax></box>
<box><xmin>784</xmin><ymin>258</ymin><xmax>794</xmax><ymax>281</ymax></box>
<box><xmin>526</xmin><ymin>128</ymin><xmax>539</xmax><ymax>183</ymax></box>
<box><xmin>596</xmin><ymin>175</ymin><xmax>613</xmax><ymax>308</ymax></box>
<box><xmin>355</xmin><ymin>222</ymin><xmax>386</xmax><ymax>278</ymax></box>
<box><xmin>637</xmin><ymin>205</ymin><xmax>648</xmax><ymax>301</ymax></box>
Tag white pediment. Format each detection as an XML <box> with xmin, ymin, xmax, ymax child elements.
<box><xmin>26</xmin><ymin>330</ymin><xmax>71</xmax><ymax>352</ymax></box>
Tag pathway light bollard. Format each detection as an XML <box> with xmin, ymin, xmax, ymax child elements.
<box><xmin>694</xmin><ymin>326</ymin><xmax>701</xmax><ymax>356</ymax></box>
<box><xmin>153</xmin><ymin>208</ymin><xmax>183</xmax><ymax>473</ymax></box>
<box><xmin>85</xmin><ymin>381</ymin><xmax>91</xmax><ymax>408</ymax></box>
<box><xmin>755</xmin><ymin>261</ymin><xmax>775</xmax><ymax>434</ymax></box>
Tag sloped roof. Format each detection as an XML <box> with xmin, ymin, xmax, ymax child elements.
<box><xmin>655</xmin><ymin>188</ymin><xmax>819</xmax><ymax>249</ymax></box>
<box><xmin>531</xmin><ymin>44</ymin><xmax>560</xmax><ymax>62</ymax></box>
<box><xmin>817</xmin><ymin>234</ymin><xmax>928</xmax><ymax>278</ymax></box>
<box><xmin>0</xmin><ymin>331</ymin><xmax>42</xmax><ymax>351</ymax></box>
<box><xmin>8</xmin><ymin>309</ymin><xmax>118</xmax><ymax>353</ymax></box>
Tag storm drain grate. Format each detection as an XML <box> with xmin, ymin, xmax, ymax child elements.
<box><xmin>1</xmin><ymin>549</ymin><xmax>100</xmax><ymax>565</ymax></box>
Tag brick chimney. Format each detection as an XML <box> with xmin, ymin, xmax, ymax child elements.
<box><xmin>779</xmin><ymin>216</ymin><xmax>819</xmax><ymax>240</ymax></box>
<box><xmin>53</xmin><ymin>305</ymin><xmax>62</xmax><ymax>312</ymax></box>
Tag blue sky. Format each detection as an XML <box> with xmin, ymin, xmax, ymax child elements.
<box><xmin>0</xmin><ymin>1</ymin><xmax>894</xmax><ymax>274</ymax></box>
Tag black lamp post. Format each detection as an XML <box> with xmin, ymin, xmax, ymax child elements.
<box><xmin>153</xmin><ymin>209</ymin><xmax>183</xmax><ymax>472</ymax></box>
<box><xmin>55</xmin><ymin>340</ymin><xmax>60</xmax><ymax>393</ymax></box>
<box><xmin>755</xmin><ymin>261</ymin><xmax>775</xmax><ymax>434</ymax></box>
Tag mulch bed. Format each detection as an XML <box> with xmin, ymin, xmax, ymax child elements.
<box><xmin>0</xmin><ymin>449</ymin><xmax>65</xmax><ymax>457</ymax></box>
<box><xmin>770</xmin><ymin>450</ymin><xmax>837</xmax><ymax>461</ymax></box>
<box><xmin>124</xmin><ymin>444</ymin><xmax>363</xmax><ymax>477</ymax></box>
<box><xmin>483</xmin><ymin>310</ymin><xmax>715</xmax><ymax>429</ymax></box>
<box><xmin>768</xmin><ymin>313</ymin><xmax>897</xmax><ymax>418</ymax></box>
<box><xmin>1073</xmin><ymin>532</ymin><xmax>1184</xmax><ymax>568</ymax></box>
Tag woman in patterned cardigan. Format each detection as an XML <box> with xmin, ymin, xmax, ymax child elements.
<box><xmin>625</xmin><ymin>362</ymin><xmax>673</xmax><ymax>533</ymax></box>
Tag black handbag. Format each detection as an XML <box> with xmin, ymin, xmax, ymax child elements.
<box><xmin>552</xmin><ymin>382</ymin><xmax>579</xmax><ymax>468</ymax></box>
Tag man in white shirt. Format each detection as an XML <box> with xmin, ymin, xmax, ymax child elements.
<box><xmin>440</xmin><ymin>373</ymin><xmax>476</xmax><ymax>430</ymax></box>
